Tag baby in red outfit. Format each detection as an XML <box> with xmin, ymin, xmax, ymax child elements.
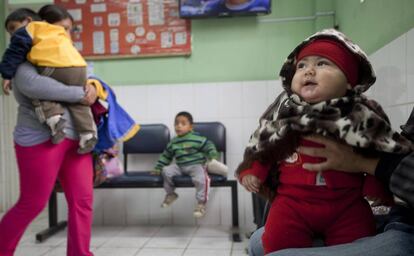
<box><xmin>237</xmin><ymin>29</ymin><xmax>411</xmax><ymax>254</ymax></box>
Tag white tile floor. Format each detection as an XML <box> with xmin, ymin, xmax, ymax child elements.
<box><xmin>0</xmin><ymin>212</ymin><xmax>249</xmax><ymax>256</ymax></box>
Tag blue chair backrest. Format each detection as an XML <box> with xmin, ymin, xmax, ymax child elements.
<box><xmin>193</xmin><ymin>122</ymin><xmax>226</xmax><ymax>164</ymax></box>
<box><xmin>123</xmin><ymin>124</ymin><xmax>170</xmax><ymax>172</ymax></box>
<box><xmin>123</xmin><ymin>124</ymin><xmax>170</xmax><ymax>154</ymax></box>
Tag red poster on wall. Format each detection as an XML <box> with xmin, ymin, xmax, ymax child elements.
<box><xmin>54</xmin><ymin>0</ymin><xmax>191</xmax><ymax>59</ymax></box>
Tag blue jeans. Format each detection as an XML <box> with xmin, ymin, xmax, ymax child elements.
<box><xmin>249</xmin><ymin>226</ymin><xmax>265</xmax><ymax>256</ymax></box>
<box><xmin>249</xmin><ymin>222</ymin><xmax>414</xmax><ymax>256</ymax></box>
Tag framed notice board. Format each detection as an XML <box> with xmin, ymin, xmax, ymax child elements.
<box><xmin>54</xmin><ymin>0</ymin><xmax>192</xmax><ymax>59</ymax></box>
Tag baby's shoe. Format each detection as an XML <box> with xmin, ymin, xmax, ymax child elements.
<box><xmin>193</xmin><ymin>203</ymin><xmax>206</xmax><ymax>218</ymax></box>
<box><xmin>161</xmin><ymin>192</ymin><xmax>178</xmax><ymax>208</ymax></box>
<box><xmin>78</xmin><ymin>133</ymin><xmax>97</xmax><ymax>154</ymax></box>
<box><xmin>46</xmin><ymin>115</ymin><xmax>66</xmax><ymax>144</ymax></box>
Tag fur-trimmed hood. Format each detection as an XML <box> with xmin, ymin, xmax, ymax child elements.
<box><xmin>279</xmin><ymin>29</ymin><xmax>376</xmax><ymax>94</ymax></box>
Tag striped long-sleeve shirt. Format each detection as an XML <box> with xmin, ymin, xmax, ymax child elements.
<box><xmin>154</xmin><ymin>131</ymin><xmax>218</xmax><ymax>171</ymax></box>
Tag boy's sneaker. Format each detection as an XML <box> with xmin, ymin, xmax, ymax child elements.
<box><xmin>193</xmin><ymin>203</ymin><xmax>206</xmax><ymax>218</ymax></box>
<box><xmin>161</xmin><ymin>193</ymin><xmax>178</xmax><ymax>208</ymax></box>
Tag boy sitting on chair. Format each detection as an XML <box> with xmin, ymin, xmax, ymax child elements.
<box><xmin>153</xmin><ymin>111</ymin><xmax>219</xmax><ymax>218</ymax></box>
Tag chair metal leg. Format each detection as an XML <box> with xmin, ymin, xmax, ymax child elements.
<box><xmin>231</xmin><ymin>181</ymin><xmax>241</xmax><ymax>242</ymax></box>
<box><xmin>35</xmin><ymin>190</ymin><xmax>67</xmax><ymax>242</ymax></box>
<box><xmin>35</xmin><ymin>220</ymin><xmax>67</xmax><ymax>242</ymax></box>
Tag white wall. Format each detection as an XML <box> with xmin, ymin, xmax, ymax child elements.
<box><xmin>0</xmin><ymin>96</ymin><xmax>18</xmax><ymax>213</ymax></box>
<box><xmin>369</xmin><ymin>28</ymin><xmax>414</xmax><ymax>132</ymax></box>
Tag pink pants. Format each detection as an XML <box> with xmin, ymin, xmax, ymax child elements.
<box><xmin>0</xmin><ymin>139</ymin><xmax>94</xmax><ymax>256</ymax></box>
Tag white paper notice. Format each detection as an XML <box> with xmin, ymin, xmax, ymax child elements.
<box><xmin>135</xmin><ymin>27</ymin><xmax>145</xmax><ymax>36</ymax></box>
<box><xmin>110</xmin><ymin>42</ymin><xmax>119</xmax><ymax>54</ymax></box>
<box><xmin>93</xmin><ymin>31</ymin><xmax>105</xmax><ymax>54</ymax></box>
<box><xmin>175</xmin><ymin>32</ymin><xmax>187</xmax><ymax>45</ymax></box>
<box><xmin>91</xmin><ymin>3</ymin><xmax>107</xmax><ymax>13</ymax></box>
<box><xmin>148</xmin><ymin>0</ymin><xmax>165</xmax><ymax>26</ymax></box>
<box><xmin>109</xmin><ymin>28</ymin><xmax>120</xmax><ymax>53</ymax></box>
<box><xmin>68</xmin><ymin>9</ymin><xmax>82</xmax><ymax>21</ymax></box>
<box><xmin>127</xmin><ymin>2</ymin><xmax>143</xmax><ymax>26</ymax></box>
<box><xmin>110</xmin><ymin>29</ymin><xmax>119</xmax><ymax>41</ymax></box>
<box><xmin>130</xmin><ymin>45</ymin><xmax>141</xmax><ymax>54</ymax></box>
<box><xmin>110</xmin><ymin>29</ymin><xmax>119</xmax><ymax>54</ymax></box>
<box><xmin>146</xmin><ymin>31</ymin><xmax>156</xmax><ymax>41</ymax></box>
<box><xmin>125</xmin><ymin>33</ymin><xmax>136</xmax><ymax>43</ymax></box>
<box><xmin>108</xmin><ymin>13</ymin><xmax>121</xmax><ymax>27</ymax></box>
<box><xmin>93</xmin><ymin>16</ymin><xmax>103</xmax><ymax>27</ymax></box>
<box><xmin>161</xmin><ymin>31</ymin><xmax>173</xmax><ymax>48</ymax></box>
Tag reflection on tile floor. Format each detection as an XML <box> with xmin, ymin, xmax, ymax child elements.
<box><xmin>0</xmin><ymin>212</ymin><xmax>249</xmax><ymax>256</ymax></box>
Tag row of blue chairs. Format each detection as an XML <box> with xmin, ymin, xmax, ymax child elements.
<box><xmin>36</xmin><ymin>122</ymin><xmax>241</xmax><ymax>242</ymax></box>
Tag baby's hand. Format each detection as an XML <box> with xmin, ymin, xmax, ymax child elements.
<box><xmin>150</xmin><ymin>170</ymin><xmax>161</xmax><ymax>176</ymax></box>
<box><xmin>241</xmin><ymin>174</ymin><xmax>261</xmax><ymax>193</ymax></box>
<box><xmin>2</xmin><ymin>79</ymin><xmax>11</xmax><ymax>95</ymax></box>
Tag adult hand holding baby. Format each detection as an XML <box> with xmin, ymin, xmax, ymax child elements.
<box><xmin>241</xmin><ymin>174</ymin><xmax>261</xmax><ymax>193</ymax></box>
<box><xmin>298</xmin><ymin>134</ymin><xmax>379</xmax><ymax>175</ymax></box>
<box><xmin>80</xmin><ymin>83</ymin><xmax>97</xmax><ymax>105</ymax></box>
<box><xmin>2</xmin><ymin>79</ymin><xmax>11</xmax><ymax>95</ymax></box>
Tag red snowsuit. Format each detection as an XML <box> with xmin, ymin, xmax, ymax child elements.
<box><xmin>240</xmin><ymin>139</ymin><xmax>390</xmax><ymax>254</ymax></box>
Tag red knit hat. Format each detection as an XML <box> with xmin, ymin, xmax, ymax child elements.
<box><xmin>296</xmin><ymin>39</ymin><xmax>360</xmax><ymax>86</ymax></box>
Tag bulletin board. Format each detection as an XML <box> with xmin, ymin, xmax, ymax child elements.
<box><xmin>54</xmin><ymin>0</ymin><xmax>192</xmax><ymax>59</ymax></box>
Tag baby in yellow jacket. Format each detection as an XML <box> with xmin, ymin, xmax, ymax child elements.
<box><xmin>0</xmin><ymin>5</ymin><xmax>96</xmax><ymax>153</ymax></box>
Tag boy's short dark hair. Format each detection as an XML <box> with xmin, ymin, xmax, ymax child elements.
<box><xmin>5</xmin><ymin>8</ymin><xmax>40</xmax><ymax>29</ymax></box>
<box><xmin>38</xmin><ymin>4</ymin><xmax>73</xmax><ymax>24</ymax></box>
<box><xmin>175</xmin><ymin>111</ymin><xmax>193</xmax><ymax>124</ymax></box>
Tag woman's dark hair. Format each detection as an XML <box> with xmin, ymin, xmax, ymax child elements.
<box><xmin>175</xmin><ymin>111</ymin><xmax>193</xmax><ymax>124</ymax></box>
<box><xmin>38</xmin><ymin>4</ymin><xmax>73</xmax><ymax>24</ymax></box>
<box><xmin>4</xmin><ymin>8</ymin><xmax>40</xmax><ymax>29</ymax></box>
